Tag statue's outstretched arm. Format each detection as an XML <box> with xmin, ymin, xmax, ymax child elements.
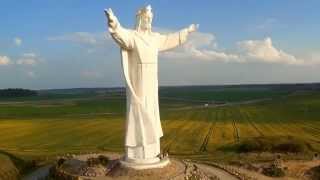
<box><xmin>158</xmin><ymin>24</ymin><xmax>199</xmax><ymax>52</ymax></box>
<box><xmin>104</xmin><ymin>8</ymin><xmax>134</xmax><ymax>50</ymax></box>
<box><xmin>105</xmin><ymin>8</ymin><xmax>119</xmax><ymax>30</ymax></box>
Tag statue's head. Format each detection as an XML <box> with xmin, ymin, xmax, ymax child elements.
<box><xmin>135</xmin><ymin>5</ymin><xmax>153</xmax><ymax>32</ymax></box>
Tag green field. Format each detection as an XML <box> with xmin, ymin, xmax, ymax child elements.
<box><xmin>0</xmin><ymin>86</ymin><xmax>320</xmax><ymax>171</ymax></box>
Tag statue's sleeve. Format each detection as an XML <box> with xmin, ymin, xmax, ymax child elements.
<box><xmin>109</xmin><ymin>25</ymin><xmax>134</xmax><ymax>50</ymax></box>
<box><xmin>157</xmin><ymin>28</ymin><xmax>189</xmax><ymax>52</ymax></box>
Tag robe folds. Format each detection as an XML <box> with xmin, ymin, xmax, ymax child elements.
<box><xmin>109</xmin><ymin>25</ymin><xmax>189</xmax><ymax>157</ymax></box>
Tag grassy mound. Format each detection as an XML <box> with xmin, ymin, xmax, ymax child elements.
<box><xmin>0</xmin><ymin>154</ymin><xmax>19</xmax><ymax>180</ymax></box>
<box><xmin>0</xmin><ymin>150</ymin><xmax>38</xmax><ymax>178</ymax></box>
<box><xmin>221</xmin><ymin>136</ymin><xmax>313</xmax><ymax>153</ymax></box>
<box><xmin>305</xmin><ymin>166</ymin><xmax>320</xmax><ymax>180</ymax></box>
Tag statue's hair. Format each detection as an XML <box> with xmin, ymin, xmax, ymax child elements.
<box><xmin>135</xmin><ymin>5</ymin><xmax>153</xmax><ymax>31</ymax></box>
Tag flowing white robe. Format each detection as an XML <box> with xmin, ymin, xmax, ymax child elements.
<box><xmin>109</xmin><ymin>25</ymin><xmax>189</xmax><ymax>161</ymax></box>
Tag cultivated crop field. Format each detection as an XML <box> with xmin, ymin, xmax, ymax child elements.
<box><xmin>0</xmin><ymin>85</ymin><xmax>320</xmax><ymax>167</ymax></box>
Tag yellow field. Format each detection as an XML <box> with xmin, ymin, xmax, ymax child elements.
<box><xmin>0</xmin><ymin>91</ymin><xmax>320</xmax><ymax>162</ymax></box>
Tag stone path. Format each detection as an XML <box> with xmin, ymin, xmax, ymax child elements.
<box><xmin>23</xmin><ymin>161</ymin><xmax>240</xmax><ymax>180</ymax></box>
<box><xmin>196</xmin><ymin>163</ymin><xmax>239</xmax><ymax>180</ymax></box>
<box><xmin>26</xmin><ymin>155</ymin><xmax>319</xmax><ymax>180</ymax></box>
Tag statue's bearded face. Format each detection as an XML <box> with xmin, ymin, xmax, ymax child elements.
<box><xmin>140</xmin><ymin>13</ymin><xmax>153</xmax><ymax>30</ymax></box>
<box><xmin>136</xmin><ymin>6</ymin><xmax>153</xmax><ymax>31</ymax></box>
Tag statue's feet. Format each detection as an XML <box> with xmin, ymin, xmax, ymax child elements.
<box><xmin>120</xmin><ymin>156</ymin><xmax>170</xmax><ymax>170</ymax></box>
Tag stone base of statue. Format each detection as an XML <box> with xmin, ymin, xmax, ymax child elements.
<box><xmin>120</xmin><ymin>156</ymin><xmax>170</xmax><ymax>170</ymax></box>
<box><xmin>49</xmin><ymin>153</ymin><xmax>221</xmax><ymax>180</ymax></box>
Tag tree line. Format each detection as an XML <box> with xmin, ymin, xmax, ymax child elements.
<box><xmin>0</xmin><ymin>88</ymin><xmax>38</xmax><ymax>97</ymax></box>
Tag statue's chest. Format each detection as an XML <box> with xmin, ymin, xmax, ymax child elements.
<box><xmin>133</xmin><ymin>34</ymin><xmax>159</xmax><ymax>63</ymax></box>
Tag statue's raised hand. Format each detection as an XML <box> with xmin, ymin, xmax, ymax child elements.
<box><xmin>187</xmin><ymin>24</ymin><xmax>199</xmax><ymax>33</ymax></box>
<box><xmin>104</xmin><ymin>8</ymin><xmax>119</xmax><ymax>28</ymax></box>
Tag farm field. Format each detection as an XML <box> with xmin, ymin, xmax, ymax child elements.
<box><xmin>0</xmin><ymin>85</ymin><xmax>320</xmax><ymax>171</ymax></box>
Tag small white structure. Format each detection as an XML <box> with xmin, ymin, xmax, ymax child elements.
<box><xmin>105</xmin><ymin>5</ymin><xmax>197</xmax><ymax>169</ymax></box>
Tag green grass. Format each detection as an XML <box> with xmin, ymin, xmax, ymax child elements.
<box><xmin>0</xmin><ymin>88</ymin><xmax>319</xmax><ymax>166</ymax></box>
<box><xmin>160</xmin><ymin>86</ymin><xmax>290</xmax><ymax>102</ymax></box>
<box><xmin>0</xmin><ymin>97</ymin><xmax>125</xmax><ymax>119</ymax></box>
<box><xmin>220</xmin><ymin>136</ymin><xmax>314</xmax><ymax>153</ymax></box>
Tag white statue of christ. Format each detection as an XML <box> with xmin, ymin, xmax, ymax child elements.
<box><xmin>105</xmin><ymin>5</ymin><xmax>197</xmax><ymax>168</ymax></box>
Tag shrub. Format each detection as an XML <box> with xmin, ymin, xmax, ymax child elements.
<box><xmin>0</xmin><ymin>88</ymin><xmax>37</xmax><ymax>98</ymax></box>
<box><xmin>262</xmin><ymin>165</ymin><xmax>285</xmax><ymax>177</ymax></box>
<box><xmin>272</xmin><ymin>141</ymin><xmax>306</xmax><ymax>153</ymax></box>
<box><xmin>222</xmin><ymin>136</ymin><xmax>311</xmax><ymax>153</ymax></box>
<box><xmin>305</xmin><ymin>166</ymin><xmax>320</xmax><ymax>180</ymax></box>
<box><xmin>98</xmin><ymin>155</ymin><xmax>109</xmax><ymax>166</ymax></box>
<box><xmin>57</xmin><ymin>158</ymin><xmax>66</xmax><ymax>167</ymax></box>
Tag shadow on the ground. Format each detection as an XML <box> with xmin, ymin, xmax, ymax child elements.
<box><xmin>0</xmin><ymin>149</ymin><xmax>36</xmax><ymax>175</ymax></box>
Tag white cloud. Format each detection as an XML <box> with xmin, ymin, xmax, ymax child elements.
<box><xmin>26</xmin><ymin>71</ymin><xmax>36</xmax><ymax>78</ymax></box>
<box><xmin>14</xmin><ymin>37</ymin><xmax>22</xmax><ymax>46</ymax></box>
<box><xmin>161</xmin><ymin>33</ymin><xmax>315</xmax><ymax>66</ymax></box>
<box><xmin>185</xmin><ymin>31</ymin><xmax>217</xmax><ymax>49</ymax></box>
<box><xmin>87</xmin><ymin>49</ymin><xmax>96</xmax><ymax>54</ymax></box>
<box><xmin>0</xmin><ymin>56</ymin><xmax>11</xmax><ymax>66</ymax></box>
<box><xmin>156</xmin><ymin>28</ymin><xmax>311</xmax><ymax>66</ymax></box>
<box><xmin>237</xmin><ymin>37</ymin><xmax>304</xmax><ymax>65</ymax></box>
<box><xmin>304</xmin><ymin>53</ymin><xmax>320</xmax><ymax>65</ymax></box>
<box><xmin>48</xmin><ymin>32</ymin><xmax>111</xmax><ymax>46</ymax></box>
<box><xmin>162</xmin><ymin>47</ymin><xmax>240</xmax><ymax>62</ymax></box>
<box><xmin>48</xmin><ymin>30</ymin><xmax>318</xmax><ymax>67</ymax></box>
<box><xmin>161</xmin><ymin>31</ymin><xmax>240</xmax><ymax>62</ymax></box>
<box><xmin>81</xmin><ymin>70</ymin><xmax>103</xmax><ymax>79</ymax></box>
<box><xmin>17</xmin><ymin>59</ymin><xmax>37</xmax><ymax>65</ymax></box>
<box><xmin>23</xmin><ymin>53</ymin><xmax>37</xmax><ymax>58</ymax></box>
<box><xmin>16</xmin><ymin>53</ymin><xmax>41</xmax><ymax>66</ymax></box>
<box><xmin>256</xmin><ymin>18</ymin><xmax>277</xmax><ymax>30</ymax></box>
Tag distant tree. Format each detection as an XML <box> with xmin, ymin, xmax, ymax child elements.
<box><xmin>0</xmin><ymin>88</ymin><xmax>38</xmax><ymax>98</ymax></box>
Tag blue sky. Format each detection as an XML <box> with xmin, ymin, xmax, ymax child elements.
<box><xmin>0</xmin><ymin>0</ymin><xmax>319</xmax><ymax>89</ymax></box>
